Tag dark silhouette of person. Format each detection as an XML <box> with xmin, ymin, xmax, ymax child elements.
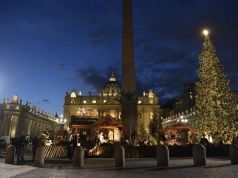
<box><xmin>200</xmin><ymin>134</ymin><xmax>209</xmax><ymax>147</ymax></box>
<box><xmin>32</xmin><ymin>135</ymin><xmax>41</xmax><ymax>161</ymax></box>
<box><xmin>218</xmin><ymin>137</ymin><xmax>224</xmax><ymax>145</ymax></box>
<box><xmin>68</xmin><ymin>135</ymin><xmax>77</xmax><ymax>159</ymax></box>
<box><xmin>16</xmin><ymin>133</ymin><xmax>28</xmax><ymax>165</ymax></box>
<box><xmin>131</xmin><ymin>129</ymin><xmax>137</xmax><ymax>146</ymax></box>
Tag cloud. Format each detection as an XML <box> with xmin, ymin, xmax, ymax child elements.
<box><xmin>134</xmin><ymin>35</ymin><xmax>198</xmax><ymax>101</ymax></box>
<box><xmin>74</xmin><ymin>68</ymin><xmax>107</xmax><ymax>91</ymax></box>
<box><xmin>131</xmin><ymin>0</ymin><xmax>238</xmax><ymax>103</ymax></box>
<box><xmin>68</xmin><ymin>0</ymin><xmax>238</xmax><ymax>104</ymax></box>
<box><xmin>2</xmin><ymin>0</ymin><xmax>238</xmax><ymax>107</ymax></box>
<box><xmin>57</xmin><ymin>63</ymin><xmax>66</xmax><ymax>70</ymax></box>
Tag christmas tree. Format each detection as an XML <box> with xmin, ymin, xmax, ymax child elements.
<box><xmin>194</xmin><ymin>29</ymin><xmax>237</xmax><ymax>143</ymax></box>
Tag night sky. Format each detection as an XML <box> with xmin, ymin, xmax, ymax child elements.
<box><xmin>0</xmin><ymin>0</ymin><xmax>238</xmax><ymax>115</ymax></box>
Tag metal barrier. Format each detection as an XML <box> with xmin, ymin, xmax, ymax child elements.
<box><xmin>44</xmin><ymin>146</ymin><xmax>67</xmax><ymax>159</ymax></box>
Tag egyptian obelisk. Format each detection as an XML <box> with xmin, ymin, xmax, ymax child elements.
<box><xmin>121</xmin><ymin>0</ymin><xmax>137</xmax><ymax>144</ymax></box>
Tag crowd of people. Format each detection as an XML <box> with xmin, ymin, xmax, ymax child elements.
<box><xmin>10</xmin><ymin>131</ymin><xmax>50</xmax><ymax>165</ymax></box>
<box><xmin>7</xmin><ymin>129</ymin><xmax>238</xmax><ymax>164</ymax></box>
<box><xmin>199</xmin><ymin>132</ymin><xmax>238</xmax><ymax>147</ymax></box>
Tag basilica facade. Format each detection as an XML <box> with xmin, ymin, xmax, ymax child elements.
<box><xmin>64</xmin><ymin>73</ymin><xmax>160</xmax><ymax>142</ymax></box>
<box><xmin>64</xmin><ymin>0</ymin><xmax>160</xmax><ymax>144</ymax></box>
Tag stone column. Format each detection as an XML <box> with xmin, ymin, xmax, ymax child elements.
<box><xmin>3</xmin><ymin>115</ymin><xmax>11</xmax><ymax>136</ymax></box>
<box><xmin>27</xmin><ymin>120</ymin><xmax>33</xmax><ymax>135</ymax></box>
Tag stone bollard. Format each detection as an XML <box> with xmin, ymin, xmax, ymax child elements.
<box><xmin>156</xmin><ymin>144</ymin><xmax>170</xmax><ymax>168</ymax></box>
<box><xmin>73</xmin><ymin>146</ymin><xmax>84</xmax><ymax>168</ymax></box>
<box><xmin>114</xmin><ymin>145</ymin><xmax>125</xmax><ymax>167</ymax></box>
<box><xmin>5</xmin><ymin>145</ymin><xmax>16</xmax><ymax>164</ymax></box>
<box><xmin>34</xmin><ymin>146</ymin><xmax>45</xmax><ymax>167</ymax></box>
<box><xmin>193</xmin><ymin>144</ymin><xmax>206</xmax><ymax>166</ymax></box>
<box><xmin>230</xmin><ymin>144</ymin><xmax>238</xmax><ymax>164</ymax></box>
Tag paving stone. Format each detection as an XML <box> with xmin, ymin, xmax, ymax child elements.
<box><xmin>3</xmin><ymin>158</ymin><xmax>237</xmax><ymax>178</ymax></box>
<box><xmin>0</xmin><ymin>159</ymin><xmax>36</xmax><ymax>178</ymax></box>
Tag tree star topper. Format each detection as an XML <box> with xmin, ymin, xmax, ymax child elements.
<box><xmin>202</xmin><ymin>29</ymin><xmax>209</xmax><ymax>36</ymax></box>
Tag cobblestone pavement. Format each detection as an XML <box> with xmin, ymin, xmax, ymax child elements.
<box><xmin>5</xmin><ymin>158</ymin><xmax>237</xmax><ymax>178</ymax></box>
<box><xmin>0</xmin><ymin>159</ymin><xmax>36</xmax><ymax>178</ymax></box>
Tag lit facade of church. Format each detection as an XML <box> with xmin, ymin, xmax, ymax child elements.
<box><xmin>64</xmin><ymin>73</ymin><xmax>160</xmax><ymax>142</ymax></box>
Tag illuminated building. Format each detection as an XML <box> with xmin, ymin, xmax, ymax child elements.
<box><xmin>0</xmin><ymin>96</ymin><xmax>60</xmax><ymax>138</ymax></box>
<box><xmin>64</xmin><ymin>72</ymin><xmax>160</xmax><ymax>142</ymax></box>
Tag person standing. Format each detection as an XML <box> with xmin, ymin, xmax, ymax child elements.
<box><xmin>200</xmin><ymin>133</ymin><xmax>209</xmax><ymax>147</ymax></box>
<box><xmin>131</xmin><ymin>129</ymin><xmax>137</xmax><ymax>146</ymax></box>
<box><xmin>32</xmin><ymin>135</ymin><xmax>40</xmax><ymax>162</ymax></box>
<box><xmin>16</xmin><ymin>132</ymin><xmax>28</xmax><ymax>165</ymax></box>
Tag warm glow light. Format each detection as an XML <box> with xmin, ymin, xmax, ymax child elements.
<box><xmin>202</xmin><ymin>29</ymin><xmax>209</xmax><ymax>36</ymax></box>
